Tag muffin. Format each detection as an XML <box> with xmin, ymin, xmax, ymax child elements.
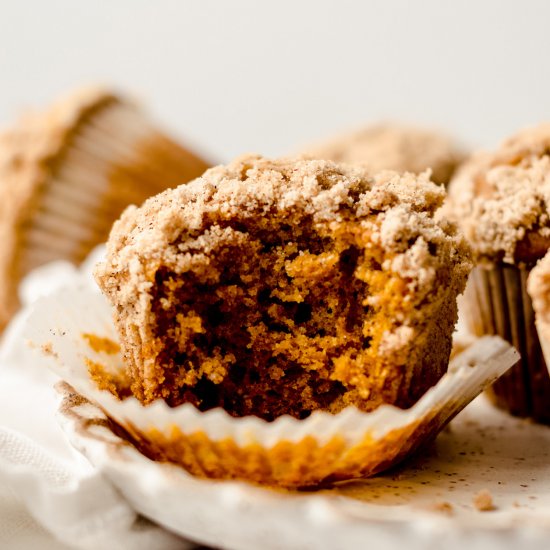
<box><xmin>300</xmin><ymin>123</ymin><xmax>464</xmax><ymax>185</ymax></box>
<box><xmin>448</xmin><ymin>123</ymin><xmax>550</xmax><ymax>423</ymax></box>
<box><xmin>0</xmin><ymin>86</ymin><xmax>210</xmax><ymax>330</ymax></box>
<box><xmin>95</xmin><ymin>155</ymin><xmax>471</xmax><ymax>421</ymax></box>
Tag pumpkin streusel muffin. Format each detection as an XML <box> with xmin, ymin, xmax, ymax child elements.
<box><xmin>301</xmin><ymin>123</ymin><xmax>464</xmax><ymax>185</ymax></box>
<box><xmin>96</xmin><ymin>155</ymin><xmax>471</xmax><ymax>421</ymax></box>
<box><xmin>0</xmin><ymin>86</ymin><xmax>210</xmax><ymax>330</ymax></box>
<box><xmin>448</xmin><ymin>123</ymin><xmax>550</xmax><ymax>423</ymax></box>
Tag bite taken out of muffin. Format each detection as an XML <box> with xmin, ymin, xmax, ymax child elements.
<box><xmin>95</xmin><ymin>155</ymin><xmax>471</xmax><ymax>421</ymax></box>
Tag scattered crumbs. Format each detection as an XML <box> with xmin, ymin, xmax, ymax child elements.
<box><xmin>513</xmin><ymin>501</ymin><xmax>521</xmax><ymax>508</ymax></box>
<box><xmin>82</xmin><ymin>333</ymin><xmax>120</xmax><ymax>355</ymax></box>
<box><xmin>474</xmin><ymin>489</ymin><xmax>496</xmax><ymax>512</ymax></box>
<box><xmin>427</xmin><ymin>501</ymin><xmax>454</xmax><ymax>516</ymax></box>
<box><xmin>84</xmin><ymin>357</ymin><xmax>130</xmax><ymax>399</ymax></box>
<box><xmin>40</xmin><ymin>341</ymin><xmax>58</xmax><ymax>359</ymax></box>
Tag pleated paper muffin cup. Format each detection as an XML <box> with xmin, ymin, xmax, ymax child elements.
<box><xmin>0</xmin><ymin>87</ymin><xmax>210</xmax><ymax>330</ymax></box>
<box><xmin>462</xmin><ymin>264</ymin><xmax>550</xmax><ymax>424</ymax></box>
<box><xmin>25</xmin><ymin>286</ymin><xmax>519</xmax><ymax>489</ymax></box>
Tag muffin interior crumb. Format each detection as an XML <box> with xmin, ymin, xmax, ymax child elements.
<box><xmin>150</xmin><ymin>216</ymin><xmax>412</xmax><ymax>420</ymax></box>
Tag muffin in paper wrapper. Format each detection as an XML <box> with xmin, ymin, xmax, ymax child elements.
<box><xmin>26</xmin><ymin>286</ymin><xmax>518</xmax><ymax>489</ymax></box>
<box><xmin>0</xmin><ymin>87</ymin><xmax>210</xmax><ymax>330</ymax></box>
<box><xmin>462</xmin><ymin>264</ymin><xmax>550</xmax><ymax>424</ymax></box>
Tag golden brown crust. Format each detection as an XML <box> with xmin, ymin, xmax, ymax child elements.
<box><xmin>301</xmin><ymin>123</ymin><xmax>464</xmax><ymax>185</ymax></box>
<box><xmin>447</xmin><ymin>123</ymin><xmax>550</xmax><ymax>266</ymax></box>
<box><xmin>96</xmin><ymin>155</ymin><xmax>471</xmax><ymax>420</ymax></box>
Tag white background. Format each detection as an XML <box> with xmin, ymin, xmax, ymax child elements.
<box><xmin>1</xmin><ymin>0</ymin><xmax>550</xmax><ymax>163</ymax></box>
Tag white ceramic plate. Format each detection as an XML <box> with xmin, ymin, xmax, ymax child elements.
<box><xmin>57</xmin><ymin>383</ymin><xmax>550</xmax><ymax>550</ymax></box>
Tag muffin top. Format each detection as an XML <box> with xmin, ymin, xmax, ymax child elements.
<box><xmin>99</xmin><ymin>154</ymin><xmax>469</xmax><ymax>309</ymax></box>
<box><xmin>301</xmin><ymin>123</ymin><xmax>464</xmax><ymax>185</ymax></box>
<box><xmin>447</xmin><ymin>123</ymin><xmax>550</xmax><ymax>266</ymax></box>
<box><xmin>96</xmin><ymin>155</ymin><xmax>471</xmax><ymax>419</ymax></box>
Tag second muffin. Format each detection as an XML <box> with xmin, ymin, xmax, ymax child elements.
<box><xmin>0</xmin><ymin>87</ymin><xmax>210</xmax><ymax>330</ymax></box>
<box><xmin>448</xmin><ymin>123</ymin><xmax>550</xmax><ymax>423</ymax></box>
<box><xmin>96</xmin><ymin>155</ymin><xmax>470</xmax><ymax>421</ymax></box>
<box><xmin>300</xmin><ymin>123</ymin><xmax>464</xmax><ymax>185</ymax></box>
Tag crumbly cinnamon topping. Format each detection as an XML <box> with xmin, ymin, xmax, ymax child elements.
<box><xmin>447</xmin><ymin>123</ymin><xmax>550</xmax><ymax>265</ymax></box>
<box><xmin>96</xmin><ymin>155</ymin><xmax>471</xmax><ymax>420</ymax></box>
<box><xmin>301</xmin><ymin>123</ymin><xmax>464</xmax><ymax>185</ymax></box>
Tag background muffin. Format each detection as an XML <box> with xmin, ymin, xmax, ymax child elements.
<box><xmin>96</xmin><ymin>155</ymin><xmax>471</xmax><ymax>421</ymax></box>
<box><xmin>0</xmin><ymin>86</ymin><xmax>210</xmax><ymax>331</ymax></box>
<box><xmin>300</xmin><ymin>123</ymin><xmax>465</xmax><ymax>185</ymax></box>
<box><xmin>448</xmin><ymin>123</ymin><xmax>550</xmax><ymax>423</ymax></box>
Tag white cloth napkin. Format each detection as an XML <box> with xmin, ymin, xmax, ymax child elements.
<box><xmin>0</xmin><ymin>252</ymin><xmax>192</xmax><ymax>550</ymax></box>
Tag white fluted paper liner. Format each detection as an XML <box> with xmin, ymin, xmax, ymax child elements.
<box><xmin>55</xmin><ymin>381</ymin><xmax>550</xmax><ymax>550</ymax></box>
<box><xmin>25</xmin><ymin>286</ymin><xmax>519</xmax><ymax>487</ymax></box>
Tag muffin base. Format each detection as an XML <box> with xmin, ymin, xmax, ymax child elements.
<box><xmin>26</xmin><ymin>281</ymin><xmax>518</xmax><ymax>487</ymax></box>
<box><xmin>463</xmin><ymin>264</ymin><xmax>550</xmax><ymax>424</ymax></box>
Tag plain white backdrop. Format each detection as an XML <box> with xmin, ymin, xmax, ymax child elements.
<box><xmin>0</xmin><ymin>0</ymin><xmax>549</xmax><ymax>163</ymax></box>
